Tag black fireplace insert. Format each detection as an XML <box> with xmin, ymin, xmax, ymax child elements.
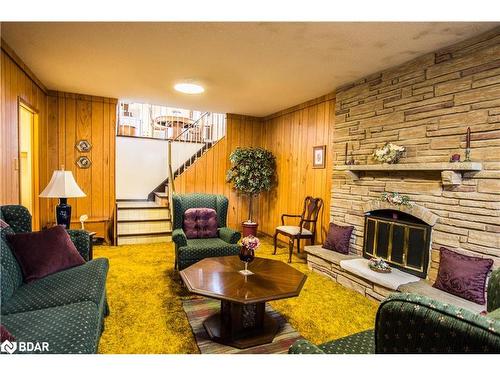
<box><xmin>363</xmin><ymin>209</ymin><xmax>431</xmax><ymax>278</ymax></box>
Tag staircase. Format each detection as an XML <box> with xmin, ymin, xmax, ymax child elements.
<box><xmin>148</xmin><ymin>141</ymin><xmax>214</xmax><ymax>202</ymax></box>
<box><xmin>115</xmin><ymin>201</ymin><xmax>171</xmax><ymax>245</ymax></box>
<box><xmin>115</xmin><ymin>111</ymin><xmax>225</xmax><ymax>245</ymax></box>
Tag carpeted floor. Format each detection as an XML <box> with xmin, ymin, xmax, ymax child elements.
<box><xmin>93</xmin><ymin>238</ymin><xmax>378</xmax><ymax>354</ymax></box>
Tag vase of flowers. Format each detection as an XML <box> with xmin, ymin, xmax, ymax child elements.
<box><xmin>239</xmin><ymin>235</ymin><xmax>260</xmax><ymax>275</ymax></box>
<box><xmin>372</xmin><ymin>143</ymin><xmax>405</xmax><ymax>164</ymax></box>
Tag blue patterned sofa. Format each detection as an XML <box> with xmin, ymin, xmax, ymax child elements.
<box><xmin>0</xmin><ymin>205</ymin><xmax>109</xmax><ymax>354</ymax></box>
<box><xmin>289</xmin><ymin>270</ymin><xmax>500</xmax><ymax>354</ymax></box>
<box><xmin>172</xmin><ymin>193</ymin><xmax>241</xmax><ymax>270</ymax></box>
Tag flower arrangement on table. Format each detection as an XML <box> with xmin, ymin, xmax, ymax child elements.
<box><xmin>380</xmin><ymin>192</ymin><xmax>413</xmax><ymax>208</ymax></box>
<box><xmin>241</xmin><ymin>235</ymin><xmax>260</xmax><ymax>250</ymax></box>
<box><xmin>372</xmin><ymin>143</ymin><xmax>405</xmax><ymax>164</ymax></box>
<box><xmin>239</xmin><ymin>235</ymin><xmax>260</xmax><ymax>275</ymax></box>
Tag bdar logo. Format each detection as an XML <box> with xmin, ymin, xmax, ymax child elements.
<box><xmin>1</xmin><ymin>340</ymin><xmax>17</xmax><ymax>354</ymax></box>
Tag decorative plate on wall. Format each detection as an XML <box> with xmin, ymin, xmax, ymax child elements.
<box><xmin>76</xmin><ymin>139</ymin><xmax>92</xmax><ymax>152</ymax></box>
<box><xmin>76</xmin><ymin>156</ymin><xmax>92</xmax><ymax>169</ymax></box>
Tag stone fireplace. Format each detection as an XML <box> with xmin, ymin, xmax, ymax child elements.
<box><xmin>329</xmin><ymin>27</ymin><xmax>500</xmax><ymax>285</ymax></box>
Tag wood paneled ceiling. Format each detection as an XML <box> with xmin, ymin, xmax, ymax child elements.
<box><xmin>1</xmin><ymin>22</ymin><xmax>498</xmax><ymax>116</ymax></box>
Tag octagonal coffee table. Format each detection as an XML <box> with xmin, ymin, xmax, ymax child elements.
<box><xmin>180</xmin><ymin>256</ymin><xmax>307</xmax><ymax>349</ymax></box>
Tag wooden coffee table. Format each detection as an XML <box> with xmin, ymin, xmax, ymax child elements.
<box><xmin>180</xmin><ymin>256</ymin><xmax>307</xmax><ymax>349</ymax></box>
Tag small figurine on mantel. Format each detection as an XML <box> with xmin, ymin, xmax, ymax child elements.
<box><xmin>465</xmin><ymin>126</ymin><xmax>472</xmax><ymax>162</ymax></box>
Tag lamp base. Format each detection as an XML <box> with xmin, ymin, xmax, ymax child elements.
<box><xmin>56</xmin><ymin>198</ymin><xmax>72</xmax><ymax>229</ymax></box>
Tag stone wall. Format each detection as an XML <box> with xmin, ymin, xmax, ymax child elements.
<box><xmin>332</xmin><ymin>27</ymin><xmax>500</xmax><ymax>281</ymax></box>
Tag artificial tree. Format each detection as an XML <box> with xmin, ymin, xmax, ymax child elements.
<box><xmin>226</xmin><ymin>147</ymin><xmax>276</xmax><ymax>235</ymax></box>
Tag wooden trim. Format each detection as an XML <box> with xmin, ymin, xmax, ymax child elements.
<box><xmin>47</xmin><ymin>90</ymin><xmax>118</xmax><ymax>104</ymax></box>
<box><xmin>226</xmin><ymin>113</ymin><xmax>262</xmax><ymax>122</ymax></box>
<box><xmin>262</xmin><ymin>92</ymin><xmax>335</xmax><ymax>121</ymax></box>
<box><xmin>1</xmin><ymin>38</ymin><xmax>48</xmax><ymax>94</ymax></box>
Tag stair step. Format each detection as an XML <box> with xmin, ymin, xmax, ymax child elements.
<box><xmin>117</xmin><ymin>221</ymin><xmax>172</xmax><ymax>235</ymax></box>
<box><xmin>117</xmin><ymin>207</ymin><xmax>170</xmax><ymax>221</ymax></box>
<box><xmin>117</xmin><ymin>200</ymin><xmax>167</xmax><ymax>209</ymax></box>
<box><xmin>117</xmin><ymin>218</ymin><xmax>170</xmax><ymax>223</ymax></box>
<box><xmin>154</xmin><ymin>192</ymin><xmax>169</xmax><ymax>207</ymax></box>
<box><xmin>117</xmin><ymin>233</ymin><xmax>171</xmax><ymax>245</ymax></box>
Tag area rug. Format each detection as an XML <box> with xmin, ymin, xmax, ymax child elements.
<box><xmin>94</xmin><ymin>238</ymin><xmax>378</xmax><ymax>353</ymax></box>
<box><xmin>182</xmin><ymin>297</ymin><xmax>302</xmax><ymax>354</ymax></box>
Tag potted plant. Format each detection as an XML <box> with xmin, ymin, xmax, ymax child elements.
<box><xmin>226</xmin><ymin>147</ymin><xmax>276</xmax><ymax>237</ymax></box>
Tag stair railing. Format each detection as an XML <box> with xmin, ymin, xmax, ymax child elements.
<box><xmin>167</xmin><ymin>112</ymin><xmax>211</xmax><ymax>210</ymax></box>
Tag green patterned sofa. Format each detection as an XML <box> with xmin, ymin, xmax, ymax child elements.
<box><xmin>289</xmin><ymin>269</ymin><xmax>500</xmax><ymax>354</ymax></box>
<box><xmin>0</xmin><ymin>205</ymin><xmax>109</xmax><ymax>354</ymax></box>
<box><xmin>172</xmin><ymin>193</ymin><xmax>241</xmax><ymax>270</ymax></box>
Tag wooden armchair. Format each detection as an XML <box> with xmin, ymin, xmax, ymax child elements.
<box><xmin>273</xmin><ymin>196</ymin><xmax>323</xmax><ymax>263</ymax></box>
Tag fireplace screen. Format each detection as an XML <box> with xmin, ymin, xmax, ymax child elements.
<box><xmin>363</xmin><ymin>210</ymin><xmax>431</xmax><ymax>278</ymax></box>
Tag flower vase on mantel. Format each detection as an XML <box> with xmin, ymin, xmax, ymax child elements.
<box><xmin>372</xmin><ymin>143</ymin><xmax>405</xmax><ymax>164</ymax></box>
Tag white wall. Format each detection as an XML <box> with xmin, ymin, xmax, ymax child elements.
<box><xmin>116</xmin><ymin>137</ymin><xmax>204</xmax><ymax>199</ymax></box>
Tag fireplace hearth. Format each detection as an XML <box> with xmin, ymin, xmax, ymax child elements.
<box><xmin>363</xmin><ymin>210</ymin><xmax>431</xmax><ymax>278</ymax></box>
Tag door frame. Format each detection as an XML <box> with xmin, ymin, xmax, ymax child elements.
<box><xmin>17</xmin><ymin>98</ymin><xmax>40</xmax><ymax>230</ymax></box>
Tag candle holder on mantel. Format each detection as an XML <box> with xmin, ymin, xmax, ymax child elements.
<box><xmin>464</xmin><ymin>148</ymin><xmax>471</xmax><ymax>162</ymax></box>
<box><xmin>464</xmin><ymin>126</ymin><xmax>472</xmax><ymax>162</ymax></box>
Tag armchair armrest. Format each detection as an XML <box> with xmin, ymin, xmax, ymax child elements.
<box><xmin>172</xmin><ymin>228</ymin><xmax>188</xmax><ymax>248</ymax></box>
<box><xmin>288</xmin><ymin>339</ymin><xmax>325</xmax><ymax>354</ymax></box>
<box><xmin>219</xmin><ymin>227</ymin><xmax>241</xmax><ymax>244</ymax></box>
<box><xmin>487</xmin><ymin>268</ymin><xmax>500</xmax><ymax>313</ymax></box>
<box><xmin>67</xmin><ymin>229</ymin><xmax>91</xmax><ymax>261</ymax></box>
<box><xmin>281</xmin><ymin>214</ymin><xmax>302</xmax><ymax>226</ymax></box>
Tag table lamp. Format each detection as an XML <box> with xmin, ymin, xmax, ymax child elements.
<box><xmin>39</xmin><ymin>167</ymin><xmax>86</xmax><ymax>229</ymax></box>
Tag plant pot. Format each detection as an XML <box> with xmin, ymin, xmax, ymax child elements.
<box><xmin>242</xmin><ymin>222</ymin><xmax>258</xmax><ymax>237</ymax></box>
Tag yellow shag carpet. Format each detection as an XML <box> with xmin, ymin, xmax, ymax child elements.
<box><xmin>93</xmin><ymin>239</ymin><xmax>378</xmax><ymax>354</ymax></box>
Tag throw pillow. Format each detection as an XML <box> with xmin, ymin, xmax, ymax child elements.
<box><xmin>6</xmin><ymin>225</ymin><xmax>85</xmax><ymax>283</ymax></box>
<box><xmin>183</xmin><ymin>208</ymin><xmax>218</xmax><ymax>239</ymax></box>
<box><xmin>323</xmin><ymin>222</ymin><xmax>354</xmax><ymax>254</ymax></box>
<box><xmin>1</xmin><ymin>324</ymin><xmax>15</xmax><ymax>342</ymax></box>
<box><xmin>433</xmin><ymin>247</ymin><xmax>493</xmax><ymax>305</ymax></box>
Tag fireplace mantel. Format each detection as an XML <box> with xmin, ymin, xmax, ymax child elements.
<box><xmin>335</xmin><ymin>162</ymin><xmax>482</xmax><ymax>186</ymax></box>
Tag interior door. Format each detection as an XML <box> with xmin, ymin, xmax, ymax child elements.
<box><xmin>18</xmin><ymin>101</ymin><xmax>40</xmax><ymax>230</ymax></box>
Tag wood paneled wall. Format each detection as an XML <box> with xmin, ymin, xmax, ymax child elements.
<box><xmin>175</xmin><ymin>115</ymin><xmax>263</xmax><ymax>229</ymax></box>
<box><xmin>1</xmin><ymin>47</ymin><xmax>49</xmax><ymax>221</ymax></box>
<box><xmin>1</xmin><ymin>44</ymin><xmax>117</xmax><ymax>238</ymax></box>
<box><xmin>44</xmin><ymin>92</ymin><xmax>117</xmax><ymax>231</ymax></box>
<box><xmin>258</xmin><ymin>95</ymin><xmax>335</xmax><ymax>242</ymax></box>
<box><xmin>174</xmin><ymin>96</ymin><xmax>335</xmax><ymax>242</ymax></box>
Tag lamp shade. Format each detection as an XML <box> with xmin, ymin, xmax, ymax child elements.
<box><xmin>39</xmin><ymin>170</ymin><xmax>86</xmax><ymax>198</ymax></box>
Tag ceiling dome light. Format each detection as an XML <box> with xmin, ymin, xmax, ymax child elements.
<box><xmin>174</xmin><ymin>83</ymin><xmax>205</xmax><ymax>94</ymax></box>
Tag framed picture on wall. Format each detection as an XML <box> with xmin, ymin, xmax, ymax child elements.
<box><xmin>313</xmin><ymin>145</ymin><xmax>326</xmax><ymax>169</ymax></box>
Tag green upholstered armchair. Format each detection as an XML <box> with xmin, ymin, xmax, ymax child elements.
<box><xmin>172</xmin><ymin>193</ymin><xmax>241</xmax><ymax>270</ymax></box>
<box><xmin>289</xmin><ymin>270</ymin><xmax>500</xmax><ymax>354</ymax></box>
<box><xmin>0</xmin><ymin>205</ymin><xmax>92</xmax><ymax>261</ymax></box>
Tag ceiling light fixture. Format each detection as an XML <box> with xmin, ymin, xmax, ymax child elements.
<box><xmin>174</xmin><ymin>82</ymin><xmax>205</xmax><ymax>94</ymax></box>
